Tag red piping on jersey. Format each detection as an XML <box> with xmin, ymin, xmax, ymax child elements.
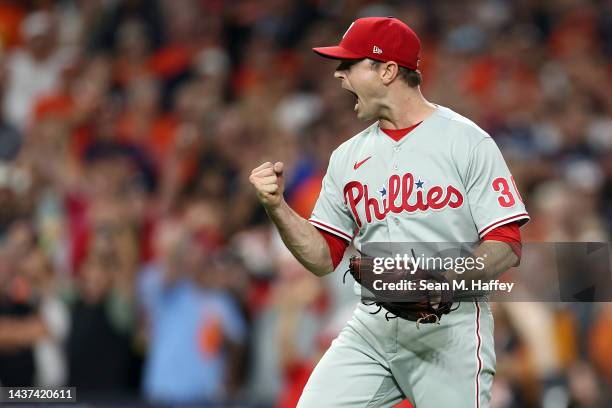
<box><xmin>474</xmin><ymin>301</ymin><xmax>482</xmax><ymax>408</ymax></box>
<box><xmin>308</xmin><ymin>219</ymin><xmax>352</xmax><ymax>241</ymax></box>
<box><xmin>478</xmin><ymin>213</ymin><xmax>529</xmax><ymax>237</ymax></box>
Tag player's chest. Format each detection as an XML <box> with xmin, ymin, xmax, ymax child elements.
<box><xmin>340</xmin><ymin>145</ymin><xmax>465</xmax><ymax>228</ymax></box>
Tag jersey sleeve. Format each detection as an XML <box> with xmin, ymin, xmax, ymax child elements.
<box><xmin>309</xmin><ymin>150</ymin><xmax>355</xmax><ymax>242</ymax></box>
<box><xmin>318</xmin><ymin>228</ymin><xmax>350</xmax><ymax>268</ymax></box>
<box><xmin>465</xmin><ymin>138</ymin><xmax>530</xmax><ymax>238</ymax></box>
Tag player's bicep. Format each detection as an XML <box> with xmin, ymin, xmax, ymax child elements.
<box><xmin>465</xmin><ymin>138</ymin><xmax>529</xmax><ymax>237</ymax></box>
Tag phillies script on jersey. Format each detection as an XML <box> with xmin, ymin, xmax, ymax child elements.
<box><xmin>344</xmin><ymin>172</ymin><xmax>464</xmax><ymax>227</ymax></box>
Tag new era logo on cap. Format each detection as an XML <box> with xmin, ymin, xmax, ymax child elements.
<box><xmin>312</xmin><ymin>17</ymin><xmax>421</xmax><ymax>70</ymax></box>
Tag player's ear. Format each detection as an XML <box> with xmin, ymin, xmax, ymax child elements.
<box><xmin>380</xmin><ymin>61</ymin><xmax>399</xmax><ymax>85</ymax></box>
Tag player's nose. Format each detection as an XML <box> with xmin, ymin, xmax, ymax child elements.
<box><xmin>334</xmin><ymin>70</ymin><xmax>345</xmax><ymax>80</ymax></box>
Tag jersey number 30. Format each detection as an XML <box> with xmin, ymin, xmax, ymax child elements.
<box><xmin>492</xmin><ymin>176</ymin><xmax>523</xmax><ymax>208</ymax></box>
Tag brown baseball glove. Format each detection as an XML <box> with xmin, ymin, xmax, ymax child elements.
<box><xmin>344</xmin><ymin>253</ymin><xmax>457</xmax><ymax>328</ymax></box>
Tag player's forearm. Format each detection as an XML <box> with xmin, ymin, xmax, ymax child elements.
<box><xmin>474</xmin><ymin>240</ymin><xmax>518</xmax><ymax>279</ymax></box>
<box><xmin>266</xmin><ymin>200</ymin><xmax>334</xmax><ymax>276</ymax></box>
<box><xmin>448</xmin><ymin>240</ymin><xmax>518</xmax><ymax>283</ymax></box>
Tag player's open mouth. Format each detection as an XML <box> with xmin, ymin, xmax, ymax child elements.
<box><xmin>346</xmin><ymin>89</ymin><xmax>359</xmax><ymax>110</ymax></box>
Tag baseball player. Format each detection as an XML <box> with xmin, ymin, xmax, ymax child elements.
<box><xmin>249</xmin><ymin>17</ymin><xmax>529</xmax><ymax>407</ymax></box>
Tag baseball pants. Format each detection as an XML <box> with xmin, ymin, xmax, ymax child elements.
<box><xmin>297</xmin><ymin>301</ymin><xmax>495</xmax><ymax>408</ymax></box>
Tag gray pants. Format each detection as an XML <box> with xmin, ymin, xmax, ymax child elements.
<box><xmin>298</xmin><ymin>301</ymin><xmax>495</xmax><ymax>407</ymax></box>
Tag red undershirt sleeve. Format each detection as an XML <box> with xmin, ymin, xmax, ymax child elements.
<box><xmin>316</xmin><ymin>228</ymin><xmax>349</xmax><ymax>269</ymax></box>
<box><xmin>482</xmin><ymin>221</ymin><xmax>522</xmax><ymax>259</ymax></box>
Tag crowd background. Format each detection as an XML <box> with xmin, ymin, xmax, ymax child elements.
<box><xmin>0</xmin><ymin>0</ymin><xmax>611</xmax><ymax>407</ymax></box>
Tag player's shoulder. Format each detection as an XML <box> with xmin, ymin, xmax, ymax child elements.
<box><xmin>433</xmin><ymin>105</ymin><xmax>490</xmax><ymax>143</ymax></box>
<box><xmin>330</xmin><ymin>122</ymin><xmax>378</xmax><ymax>159</ymax></box>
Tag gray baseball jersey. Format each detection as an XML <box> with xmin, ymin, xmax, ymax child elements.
<box><xmin>302</xmin><ymin>105</ymin><xmax>529</xmax><ymax>408</ymax></box>
<box><xmin>309</xmin><ymin>105</ymin><xmax>529</xmax><ymax>247</ymax></box>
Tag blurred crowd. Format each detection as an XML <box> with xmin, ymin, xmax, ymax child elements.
<box><xmin>0</xmin><ymin>0</ymin><xmax>611</xmax><ymax>407</ymax></box>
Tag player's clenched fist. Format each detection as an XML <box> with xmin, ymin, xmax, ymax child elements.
<box><xmin>249</xmin><ymin>161</ymin><xmax>285</xmax><ymax>209</ymax></box>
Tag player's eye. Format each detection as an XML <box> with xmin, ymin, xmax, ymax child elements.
<box><xmin>336</xmin><ymin>59</ymin><xmax>363</xmax><ymax>71</ymax></box>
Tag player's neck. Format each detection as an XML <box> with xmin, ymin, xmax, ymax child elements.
<box><xmin>377</xmin><ymin>89</ymin><xmax>436</xmax><ymax>130</ymax></box>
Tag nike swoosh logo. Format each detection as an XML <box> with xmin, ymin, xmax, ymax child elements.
<box><xmin>353</xmin><ymin>156</ymin><xmax>372</xmax><ymax>170</ymax></box>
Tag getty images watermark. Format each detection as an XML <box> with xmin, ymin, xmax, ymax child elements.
<box><xmin>370</xmin><ymin>253</ymin><xmax>515</xmax><ymax>294</ymax></box>
<box><xmin>356</xmin><ymin>242</ymin><xmax>612</xmax><ymax>302</ymax></box>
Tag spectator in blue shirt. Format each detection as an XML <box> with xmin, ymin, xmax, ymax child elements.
<box><xmin>138</xmin><ymin>218</ymin><xmax>245</xmax><ymax>405</ymax></box>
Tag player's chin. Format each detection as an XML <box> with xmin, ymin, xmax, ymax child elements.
<box><xmin>355</xmin><ymin>108</ymin><xmax>375</xmax><ymax>121</ymax></box>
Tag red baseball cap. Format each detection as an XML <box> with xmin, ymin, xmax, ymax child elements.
<box><xmin>313</xmin><ymin>17</ymin><xmax>421</xmax><ymax>70</ymax></box>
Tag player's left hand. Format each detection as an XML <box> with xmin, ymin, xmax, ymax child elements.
<box><xmin>346</xmin><ymin>256</ymin><xmax>456</xmax><ymax>327</ymax></box>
